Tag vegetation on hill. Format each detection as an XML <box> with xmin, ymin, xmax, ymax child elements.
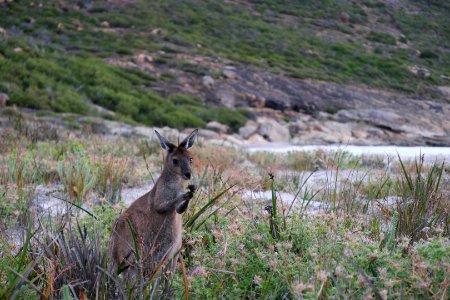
<box><xmin>1</xmin><ymin>0</ymin><xmax>449</xmax><ymax>129</ymax></box>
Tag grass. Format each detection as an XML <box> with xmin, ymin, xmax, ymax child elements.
<box><xmin>0</xmin><ymin>124</ymin><xmax>448</xmax><ymax>298</ymax></box>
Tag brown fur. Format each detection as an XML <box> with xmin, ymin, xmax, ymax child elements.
<box><xmin>109</xmin><ymin>130</ymin><xmax>197</xmax><ymax>278</ymax></box>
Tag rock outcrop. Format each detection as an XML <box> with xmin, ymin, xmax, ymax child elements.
<box><xmin>107</xmin><ymin>52</ymin><xmax>450</xmax><ymax>146</ymax></box>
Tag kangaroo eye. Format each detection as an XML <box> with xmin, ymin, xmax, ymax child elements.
<box><xmin>172</xmin><ymin>159</ymin><xmax>179</xmax><ymax>165</ymax></box>
<box><xmin>189</xmin><ymin>157</ymin><xmax>193</xmax><ymax>163</ymax></box>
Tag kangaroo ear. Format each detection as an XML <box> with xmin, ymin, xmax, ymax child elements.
<box><xmin>179</xmin><ymin>129</ymin><xmax>198</xmax><ymax>149</ymax></box>
<box><xmin>155</xmin><ymin>130</ymin><xmax>175</xmax><ymax>152</ymax></box>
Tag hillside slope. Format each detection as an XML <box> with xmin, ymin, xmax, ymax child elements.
<box><xmin>0</xmin><ymin>0</ymin><xmax>449</xmax><ymax>143</ymax></box>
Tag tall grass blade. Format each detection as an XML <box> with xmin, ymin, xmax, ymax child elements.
<box><xmin>397</xmin><ymin>154</ymin><xmax>413</xmax><ymax>192</ymax></box>
<box><xmin>269</xmin><ymin>174</ymin><xmax>280</xmax><ymax>239</ymax></box>
<box><xmin>184</xmin><ymin>185</ymin><xmax>234</xmax><ymax>228</ymax></box>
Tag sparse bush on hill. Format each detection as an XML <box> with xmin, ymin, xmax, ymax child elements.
<box><xmin>1</xmin><ymin>0</ymin><xmax>449</xmax><ymax>127</ymax></box>
<box><xmin>0</xmin><ymin>37</ymin><xmax>248</xmax><ymax>130</ymax></box>
<box><xmin>366</xmin><ymin>31</ymin><xmax>397</xmax><ymax>45</ymax></box>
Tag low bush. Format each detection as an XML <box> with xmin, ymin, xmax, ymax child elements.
<box><xmin>366</xmin><ymin>31</ymin><xmax>397</xmax><ymax>45</ymax></box>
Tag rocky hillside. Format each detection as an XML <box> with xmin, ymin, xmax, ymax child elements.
<box><xmin>0</xmin><ymin>0</ymin><xmax>449</xmax><ymax>145</ymax></box>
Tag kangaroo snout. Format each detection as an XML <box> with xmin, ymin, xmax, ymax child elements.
<box><xmin>183</xmin><ymin>172</ymin><xmax>191</xmax><ymax>179</ymax></box>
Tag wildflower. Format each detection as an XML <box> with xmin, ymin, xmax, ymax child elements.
<box><xmin>216</xmin><ymin>249</ymin><xmax>224</xmax><ymax>257</ymax></box>
<box><xmin>343</xmin><ymin>248</ymin><xmax>353</xmax><ymax>257</ymax></box>
<box><xmin>285</xmin><ymin>241</ymin><xmax>293</xmax><ymax>251</ymax></box>
<box><xmin>385</xmin><ymin>280</ymin><xmax>395</xmax><ymax>288</ymax></box>
<box><xmin>230</xmin><ymin>258</ymin><xmax>238</xmax><ymax>268</ymax></box>
<box><xmin>363</xmin><ymin>293</ymin><xmax>373</xmax><ymax>300</ymax></box>
<box><xmin>415</xmin><ymin>261</ymin><xmax>427</xmax><ymax>271</ymax></box>
<box><xmin>294</xmin><ymin>282</ymin><xmax>306</xmax><ymax>295</ymax></box>
<box><xmin>400</xmin><ymin>235</ymin><xmax>410</xmax><ymax>249</ymax></box>
<box><xmin>379</xmin><ymin>289</ymin><xmax>388</xmax><ymax>300</ymax></box>
<box><xmin>378</xmin><ymin>267</ymin><xmax>387</xmax><ymax>278</ymax></box>
<box><xmin>435</xmin><ymin>227</ymin><xmax>444</xmax><ymax>234</ymax></box>
<box><xmin>421</xmin><ymin>226</ymin><xmax>430</xmax><ymax>234</ymax></box>
<box><xmin>253</xmin><ymin>275</ymin><xmax>262</xmax><ymax>285</ymax></box>
<box><xmin>213</xmin><ymin>229</ymin><xmax>224</xmax><ymax>239</ymax></box>
<box><xmin>191</xmin><ymin>266</ymin><xmax>207</xmax><ymax>277</ymax></box>
<box><xmin>415</xmin><ymin>280</ymin><xmax>429</xmax><ymax>289</ymax></box>
<box><xmin>316</xmin><ymin>270</ymin><xmax>328</xmax><ymax>282</ymax></box>
<box><xmin>370</xmin><ymin>249</ymin><xmax>378</xmax><ymax>260</ymax></box>
<box><xmin>238</xmin><ymin>243</ymin><xmax>245</xmax><ymax>250</ymax></box>
<box><xmin>269</xmin><ymin>259</ymin><xmax>277</xmax><ymax>268</ymax></box>
<box><xmin>254</xmin><ymin>234</ymin><xmax>262</xmax><ymax>242</ymax></box>
<box><xmin>334</xmin><ymin>265</ymin><xmax>344</xmax><ymax>277</ymax></box>
<box><xmin>228</xmin><ymin>223</ymin><xmax>239</xmax><ymax>231</ymax></box>
<box><xmin>357</xmin><ymin>274</ymin><xmax>367</xmax><ymax>287</ymax></box>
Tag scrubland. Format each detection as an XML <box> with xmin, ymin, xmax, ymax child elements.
<box><xmin>0</xmin><ymin>110</ymin><xmax>448</xmax><ymax>299</ymax></box>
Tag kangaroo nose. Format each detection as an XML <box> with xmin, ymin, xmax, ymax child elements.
<box><xmin>184</xmin><ymin>172</ymin><xmax>191</xmax><ymax>179</ymax></box>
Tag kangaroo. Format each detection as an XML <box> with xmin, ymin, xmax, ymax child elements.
<box><xmin>109</xmin><ymin>129</ymin><xmax>198</xmax><ymax>279</ymax></box>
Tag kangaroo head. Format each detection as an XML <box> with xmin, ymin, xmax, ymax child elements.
<box><xmin>155</xmin><ymin>129</ymin><xmax>198</xmax><ymax>180</ymax></box>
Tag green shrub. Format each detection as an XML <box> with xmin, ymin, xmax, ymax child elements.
<box><xmin>366</xmin><ymin>31</ymin><xmax>397</xmax><ymax>45</ymax></box>
<box><xmin>419</xmin><ymin>49</ymin><xmax>439</xmax><ymax>59</ymax></box>
<box><xmin>395</xmin><ymin>156</ymin><xmax>448</xmax><ymax>243</ymax></box>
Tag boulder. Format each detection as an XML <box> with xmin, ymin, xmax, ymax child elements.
<box><xmin>133</xmin><ymin>53</ymin><xmax>153</xmax><ymax>64</ymax></box>
<box><xmin>436</xmin><ymin>86</ymin><xmax>450</xmax><ymax>99</ymax></box>
<box><xmin>337</xmin><ymin>109</ymin><xmax>407</xmax><ymax>132</ymax></box>
<box><xmin>101</xmin><ymin>21</ymin><xmax>110</xmax><ymax>28</ymax></box>
<box><xmin>256</xmin><ymin>118</ymin><xmax>290</xmax><ymax>142</ymax></box>
<box><xmin>215</xmin><ymin>89</ymin><xmax>236</xmax><ymax>108</ymax></box>
<box><xmin>202</xmin><ymin>75</ymin><xmax>215</xmax><ymax>89</ymax></box>
<box><xmin>134</xmin><ymin>126</ymin><xmax>155</xmax><ymax>138</ymax></box>
<box><xmin>409</xmin><ymin>65</ymin><xmax>430</xmax><ymax>78</ymax></box>
<box><xmin>351</xmin><ymin>129</ymin><xmax>368</xmax><ymax>139</ymax></box>
<box><xmin>321</xmin><ymin>121</ymin><xmax>354</xmax><ymax>143</ymax></box>
<box><xmin>225</xmin><ymin>134</ymin><xmax>244</xmax><ymax>145</ymax></box>
<box><xmin>197</xmin><ymin>129</ymin><xmax>219</xmax><ymax>140</ymax></box>
<box><xmin>0</xmin><ymin>93</ymin><xmax>9</xmax><ymax>107</ymax></box>
<box><xmin>223</xmin><ymin>66</ymin><xmax>237</xmax><ymax>79</ymax></box>
<box><xmin>247</xmin><ymin>133</ymin><xmax>267</xmax><ymax>143</ymax></box>
<box><xmin>239</xmin><ymin>120</ymin><xmax>258</xmax><ymax>139</ymax></box>
<box><xmin>104</xmin><ymin>120</ymin><xmax>134</xmax><ymax>137</ymax></box>
<box><xmin>151</xmin><ymin>28</ymin><xmax>162</xmax><ymax>35</ymax></box>
<box><xmin>157</xmin><ymin>127</ymin><xmax>181</xmax><ymax>141</ymax></box>
<box><xmin>288</xmin><ymin>121</ymin><xmax>308</xmax><ymax>136</ymax></box>
<box><xmin>243</xmin><ymin>93</ymin><xmax>265</xmax><ymax>108</ymax></box>
<box><xmin>206</xmin><ymin>121</ymin><xmax>229</xmax><ymax>134</ymax></box>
